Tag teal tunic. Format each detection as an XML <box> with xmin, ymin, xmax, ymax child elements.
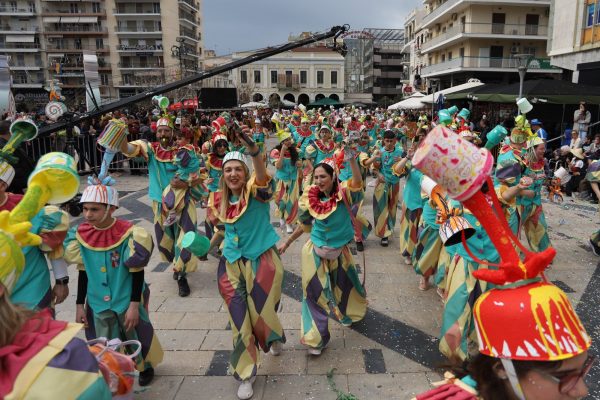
<box><xmin>11</xmin><ymin>206</ymin><xmax>69</xmax><ymax>309</ymax></box>
<box><xmin>221</xmin><ymin>178</ymin><xmax>280</xmax><ymax>264</ymax></box>
<box><xmin>65</xmin><ymin>223</ymin><xmax>153</xmax><ymax>314</ymax></box>
<box><xmin>403</xmin><ymin>165</ymin><xmax>425</xmax><ymax>211</ymax></box>
<box><xmin>299</xmin><ymin>183</ymin><xmax>364</xmax><ymax>249</ymax></box>
<box><xmin>421</xmin><ymin>200</ymin><xmax>440</xmax><ymax>229</ymax></box>
<box><xmin>130</xmin><ymin>141</ymin><xmax>177</xmax><ymax>203</ymax></box>
<box><xmin>306</xmin><ymin>141</ymin><xmax>335</xmax><ymax>166</ymax></box>
<box><xmin>292</xmin><ymin>131</ymin><xmax>315</xmax><ymax>159</ymax></box>
<box><xmin>377</xmin><ymin>146</ymin><xmax>405</xmax><ymax>185</ymax></box>
<box><xmin>518</xmin><ymin>161</ymin><xmax>545</xmax><ymax>207</ymax></box>
<box><xmin>272</xmin><ymin>151</ymin><xmax>298</xmax><ymax>182</ymax></box>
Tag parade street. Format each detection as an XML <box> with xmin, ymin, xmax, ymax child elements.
<box><xmin>53</xmin><ymin>138</ymin><xmax>600</xmax><ymax>400</ymax></box>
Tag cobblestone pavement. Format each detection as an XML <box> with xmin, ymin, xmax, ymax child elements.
<box><xmin>59</xmin><ymin>143</ymin><xmax>600</xmax><ymax>399</ymax></box>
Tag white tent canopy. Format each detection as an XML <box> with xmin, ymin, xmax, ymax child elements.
<box><xmin>387</xmin><ymin>92</ymin><xmax>426</xmax><ymax>110</ymax></box>
<box><xmin>420</xmin><ymin>79</ymin><xmax>484</xmax><ymax>103</ymax></box>
<box><xmin>240</xmin><ymin>101</ymin><xmax>267</xmax><ymax>108</ymax></box>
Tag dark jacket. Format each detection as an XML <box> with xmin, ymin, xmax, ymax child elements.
<box><xmin>0</xmin><ymin>136</ymin><xmax>36</xmax><ymax>194</ymax></box>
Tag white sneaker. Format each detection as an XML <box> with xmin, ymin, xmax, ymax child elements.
<box><xmin>403</xmin><ymin>256</ymin><xmax>412</xmax><ymax>265</ymax></box>
<box><xmin>286</xmin><ymin>224</ymin><xmax>294</xmax><ymax>234</ymax></box>
<box><xmin>307</xmin><ymin>347</ymin><xmax>322</xmax><ymax>356</ymax></box>
<box><xmin>269</xmin><ymin>341</ymin><xmax>282</xmax><ymax>356</ymax></box>
<box><xmin>237</xmin><ymin>377</ymin><xmax>256</xmax><ymax>400</ymax></box>
<box><xmin>279</xmin><ymin>219</ymin><xmax>285</xmax><ymax>229</ymax></box>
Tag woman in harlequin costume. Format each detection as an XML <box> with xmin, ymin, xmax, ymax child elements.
<box><xmin>365</xmin><ymin>129</ymin><xmax>408</xmax><ymax>247</ymax></box>
<box><xmin>517</xmin><ymin>136</ymin><xmax>552</xmax><ymax>252</ymax></box>
<box><xmin>413</xmin><ymin>126</ymin><xmax>593</xmax><ymax>400</ymax></box>
<box><xmin>278</xmin><ymin>146</ymin><xmax>367</xmax><ymax>356</ymax></box>
<box><xmin>210</xmin><ymin>129</ymin><xmax>285</xmax><ymax>400</ymax></box>
<box><xmin>120</xmin><ymin>116</ymin><xmax>200</xmax><ymax>297</ymax></box>
<box><xmin>270</xmin><ymin>129</ymin><xmax>301</xmax><ymax>235</ymax></box>
<box><xmin>0</xmin><ymin>161</ymin><xmax>70</xmax><ymax>312</ymax></box>
<box><xmin>65</xmin><ymin>181</ymin><xmax>163</xmax><ymax>387</ymax></box>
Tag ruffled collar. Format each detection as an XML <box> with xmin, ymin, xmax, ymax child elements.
<box><xmin>77</xmin><ymin>219</ymin><xmax>134</xmax><ymax>250</ymax></box>
<box><xmin>314</xmin><ymin>140</ymin><xmax>335</xmax><ymax>153</ymax></box>
<box><xmin>296</xmin><ymin>128</ymin><xmax>313</xmax><ymax>138</ymax></box>
<box><xmin>208</xmin><ymin>153</ymin><xmax>224</xmax><ymax>170</ymax></box>
<box><xmin>150</xmin><ymin>142</ymin><xmax>176</xmax><ymax>162</ymax></box>
<box><xmin>302</xmin><ymin>185</ymin><xmax>343</xmax><ymax>220</ymax></box>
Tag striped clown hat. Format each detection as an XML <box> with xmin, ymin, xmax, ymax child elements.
<box><xmin>80</xmin><ymin>183</ymin><xmax>119</xmax><ymax>207</ymax></box>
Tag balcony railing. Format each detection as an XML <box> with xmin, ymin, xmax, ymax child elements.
<box><xmin>0</xmin><ymin>26</ymin><xmax>39</xmax><ymax>32</ymax></box>
<box><xmin>422</xmin><ymin>23</ymin><xmax>548</xmax><ymax>52</ymax></box>
<box><xmin>0</xmin><ymin>6</ymin><xmax>36</xmax><ymax>14</ymax></box>
<box><xmin>44</xmin><ymin>26</ymin><xmax>108</xmax><ymax>34</ymax></box>
<box><xmin>179</xmin><ymin>0</ymin><xmax>199</xmax><ymax>10</ymax></box>
<box><xmin>117</xmin><ymin>44</ymin><xmax>163</xmax><ymax>51</ymax></box>
<box><xmin>46</xmin><ymin>44</ymin><xmax>108</xmax><ymax>51</ymax></box>
<box><xmin>421</xmin><ymin>56</ymin><xmax>559</xmax><ymax>76</ymax></box>
<box><xmin>118</xmin><ymin>62</ymin><xmax>164</xmax><ymax>69</ymax></box>
<box><xmin>113</xmin><ymin>8</ymin><xmax>160</xmax><ymax>14</ymax></box>
<box><xmin>0</xmin><ymin>43</ymin><xmax>40</xmax><ymax>51</ymax></box>
<box><xmin>115</xmin><ymin>26</ymin><xmax>162</xmax><ymax>33</ymax></box>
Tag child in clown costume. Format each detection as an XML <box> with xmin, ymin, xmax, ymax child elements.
<box><xmin>120</xmin><ymin>116</ymin><xmax>200</xmax><ymax>297</ymax></box>
<box><xmin>365</xmin><ymin>129</ymin><xmax>408</xmax><ymax>247</ymax></box>
<box><xmin>270</xmin><ymin>129</ymin><xmax>301</xmax><ymax>234</ymax></box>
<box><xmin>279</xmin><ymin>147</ymin><xmax>367</xmax><ymax>356</ymax></box>
<box><xmin>66</xmin><ymin>182</ymin><xmax>163</xmax><ymax>387</ymax></box>
<box><xmin>210</xmin><ymin>129</ymin><xmax>285</xmax><ymax>400</ymax></box>
<box><xmin>0</xmin><ymin>161</ymin><xmax>71</xmax><ymax>311</ymax></box>
<box><xmin>517</xmin><ymin>135</ymin><xmax>552</xmax><ymax>252</ymax></box>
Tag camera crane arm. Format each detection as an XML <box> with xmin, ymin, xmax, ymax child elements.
<box><xmin>38</xmin><ymin>25</ymin><xmax>349</xmax><ymax>136</ymax></box>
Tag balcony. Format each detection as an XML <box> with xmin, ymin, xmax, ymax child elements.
<box><xmin>0</xmin><ymin>6</ymin><xmax>36</xmax><ymax>16</ymax></box>
<box><xmin>422</xmin><ymin>22</ymin><xmax>548</xmax><ymax>53</ymax></box>
<box><xmin>117</xmin><ymin>44</ymin><xmax>163</xmax><ymax>52</ymax></box>
<box><xmin>0</xmin><ymin>26</ymin><xmax>38</xmax><ymax>33</ymax></box>
<box><xmin>421</xmin><ymin>56</ymin><xmax>561</xmax><ymax>77</ymax></box>
<box><xmin>179</xmin><ymin>0</ymin><xmax>199</xmax><ymax>11</ymax></box>
<box><xmin>12</xmin><ymin>77</ymin><xmax>44</xmax><ymax>88</ymax></box>
<box><xmin>421</xmin><ymin>0</ymin><xmax>551</xmax><ymax>28</ymax></box>
<box><xmin>46</xmin><ymin>44</ymin><xmax>109</xmax><ymax>52</ymax></box>
<box><xmin>42</xmin><ymin>9</ymin><xmax>106</xmax><ymax>17</ymax></box>
<box><xmin>376</xmin><ymin>58</ymin><xmax>405</xmax><ymax>66</ymax></box>
<box><xmin>9</xmin><ymin>61</ymin><xmax>42</xmax><ymax>70</ymax></box>
<box><xmin>114</xmin><ymin>25</ymin><xmax>162</xmax><ymax>36</ymax></box>
<box><xmin>113</xmin><ymin>8</ymin><xmax>160</xmax><ymax>17</ymax></box>
<box><xmin>118</xmin><ymin>62</ymin><xmax>165</xmax><ymax>69</ymax></box>
<box><xmin>0</xmin><ymin>43</ymin><xmax>40</xmax><ymax>52</ymax></box>
<box><xmin>277</xmin><ymin>74</ymin><xmax>300</xmax><ymax>90</ymax></box>
<box><xmin>43</xmin><ymin>26</ymin><xmax>108</xmax><ymax>35</ymax></box>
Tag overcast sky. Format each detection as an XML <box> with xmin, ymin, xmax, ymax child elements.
<box><xmin>203</xmin><ymin>0</ymin><xmax>422</xmax><ymax>55</ymax></box>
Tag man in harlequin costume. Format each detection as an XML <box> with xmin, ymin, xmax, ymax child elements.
<box><xmin>293</xmin><ymin>117</ymin><xmax>315</xmax><ymax>159</ymax></box>
<box><xmin>65</xmin><ymin>181</ymin><xmax>164</xmax><ymax>387</ymax></box>
<box><xmin>412</xmin><ymin>125</ymin><xmax>593</xmax><ymax>399</ymax></box>
<box><xmin>0</xmin><ymin>160</ymin><xmax>71</xmax><ymax>311</ymax></box>
<box><xmin>120</xmin><ymin>116</ymin><xmax>201</xmax><ymax>297</ymax></box>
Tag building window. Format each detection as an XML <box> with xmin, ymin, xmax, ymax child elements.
<box><xmin>316</xmin><ymin>70</ymin><xmax>324</xmax><ymax>85</ymax></box>
<box><xmin>270</xmin><ymin>70</ymin><xmax>277</xmax><ymax>84</ymax></box>
<box><xmin>586</xmin><ymin>3</ymin><xmax>595</xmax><ymax>27</ymax></box>
<box><xmin>448</xmin><ymin>51</ymin><xmax>452</xmax><ymax>60</ymax></box>
<box><xmin>69</xmin><ymin>3</ymin><xmax>79</xmax><ymax>13</ymax></box>
<box><xmin>331</xmin><ymin>70</ymin><xmax>337</xmax><ymax>85</ymax></box>
<box><xmin>96</xmin><ymin>38</ymin><xmax>104</xmax><ymax>49</ymax></box>
<box><xmin>300</xmin><ymin>70</ymin><xmax>307</xmax><ymax>84</ymax></box>
<box><xmin>101</xmin><ymin>73</ymin><xmax>109</xmax><ymax>86</ymax></box>
<box><xmin>254</xmin><ymin>70</ymin><xmax>261</xmax><ymax>84</ymax></box>
<box><xmin>92</xmin><ymin>2</ymin><xmax>101</xmax><ymax>13</ymax></box>
<box><xmin>523</xmin><ymin>47</ymin><xmax>536</xmax><ymax>57</ymax></box>
<box><xmin>153</xmin><ymin>2</ymin><xmax>161</xmax><ymax>13</ymax></box>
<box><xmin>240</xmin><ymin>70</ymin><xmax>247</xmax><ymax>84</ymax></box>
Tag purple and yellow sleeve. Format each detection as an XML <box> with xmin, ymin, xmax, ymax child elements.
<box><xmin>64</xmin><ymin>226</ymin><xmax>84</xmax><ymax>271</ymax></box>
<box><xmin>249</xmin><ymin>174</ymin><xmax>275</xmax><ymax>203</ymax></box>
<box><xmin>38</xmin><ymin>206</ymin><xmax>70</xmax><ymax>259</ymax></box>
<box><xmin>122</xmin><ymin>139</ymin><xmax>149</xmax><ymax>159</ymax></box>
<box><xmin>124</xmin><ymin>227</ymin><xmax>154</xmax><ymax>272</ymax></box>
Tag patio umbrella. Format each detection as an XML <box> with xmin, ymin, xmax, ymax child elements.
<box><xmin>388</xmin><ymin>92</ymin><xmax>426</xmax><ymax>110</ymax></box>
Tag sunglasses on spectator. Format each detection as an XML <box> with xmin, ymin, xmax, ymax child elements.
<box><xmin>536</xmin><ymin>355</ymin><xmax>596</xmax><ymax>394</ymax></box>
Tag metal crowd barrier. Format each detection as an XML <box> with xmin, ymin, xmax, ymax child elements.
<box><xmin>23</xmin><ymin>134</ymin><xmax>149</xmax><ymax>175</ymax></box>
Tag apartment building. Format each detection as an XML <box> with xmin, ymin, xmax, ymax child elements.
<box><xmin>547</xmin><ymin>0</ymin><xmax>600</xmax><ymax>85</ymax></box>
<box><xmin>404</xmin><ymin>8</ymin><xmax>429</xmax><ymax>93</ymax></box>
<box><xmin>230</xmin><ymin>46</ymin><xmax>345</xmax><ymax>106</ymax></box>
<box><xmin>0</xmin><ymin>0</ymin><xmax>203</xmax><ymax>110</ymax></box>
<box><xmin>419</xmin><ymin>0</ymin><xmax>560</xmax><ymax>88</ymax></box>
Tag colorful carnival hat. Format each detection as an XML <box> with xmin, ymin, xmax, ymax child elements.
<box><xmin>223</xmin><ymin>151</ymin><xmax>248</xmax><ymax>168</ymax></box>
<box><xmin>412</xmin><ymin>125</ymin><xmax>590</xmax><ymax>366</ymax></box>
<box><xmin>277</xmin><ymin>128</ymin><xmax>292</xmax><ymax>143</ymax></box>
<box><xmin>80</xmin><ymin>181</ymin><xmax>119</xmax><ymax>207</ymax></box>
<box><xmin>212</xmin><ymin>134</ymin><xmax>228</xmax><ymax>146</ymax></box>
<box><xmin>157</xmin><ymin>116</ymin><xmax>174</xmax><ymax>129</ymax></box>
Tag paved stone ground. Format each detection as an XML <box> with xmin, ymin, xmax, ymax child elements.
<box><xmin>57</xmin><ymin>141</ymin><xmax>600</xmax><ymax>399</ymax></box>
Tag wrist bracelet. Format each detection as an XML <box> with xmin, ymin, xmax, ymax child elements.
<box><xmin>249</xmin><ymin>149</ymin><xmax>260</xmax><ymax>157</ymax></box>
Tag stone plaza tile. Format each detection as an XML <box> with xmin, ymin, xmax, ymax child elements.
<box><xmin>262</xmin><ymin>374</ymin><xmax>348</xmax><ymax>400</ymax></box>
<box><xmin>174</xmin><ymin>376</ymin><xmax>266</xmax><ymax>400</ymax></box>
<box><xmin>258</xmin><ymin>350</ymin><xmax>308</xmax><ymax>376</ymax></box>
<box><xmin>307</xmin><ymin>349</ymin><xmax>366</xmax><ymax>375</ymax></box>
<box><xmin>343</xmin><ymin>329</ymin><xmax>384</xmax><ymax>350</ymax></box>
<box><xmin>277</xmin><ymin>312</ymin><xmax>300</xmax><ymax>330</ymax></box>
<box><xmin>176</xmin><ymin>312</ymin><xmax>230</xmax><ymax>330</ymax></box>
<box><xmin>137</xmin><ymin>376</ymin><xmax>183</xmax><ymax>400</ymax></box>
<box><xmin>347</xmin><ymin>372</ymin><xmax>432</xmax><ymax>399</ymax></box>
<box><xmin>199</xmin><ymin>330</ymin><xmax>232</xmax><ymax>351</ymax></box>
<box><xmin>380</xmin><ymin>348</ymin><xmax>431</xmax><ymax>374</ymax></box>
<box><xmin>146</xmin><ymin>295</ymin><xmax>167</xmax><ymax>312</ymax></box>
<box><xmin>157</xmin><ymin>350</ymin><xmax>214</xmax><ymax>376</ymax></box>
<box><xmin>156</xmin><ymin>329</ymin><xmax>207</xmax><ymax>351</ymax></box>
<box><xmin>149</xmin><ymin>312</ymin><xmax>185</xmax><ymax>330</ymax></box>
<box><xmin>158</xmin><ymin>297</ymin><xmax>223</xmax><ymax>313</ymax></box>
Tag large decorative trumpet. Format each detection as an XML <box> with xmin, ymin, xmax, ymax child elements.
<box><xmin>1</xmin><ymin>118</ymin><xmax>38</xmax><ymax>163</ymax></box>
<box><xmin>421</xmin><ymin>175</ymin><xmax>475</xmax><ymax>246</ymax></box>
<box><xmin>96</xmin><ymin>119</ymin><xmax>130</xmax><ymax>184</ymax></box>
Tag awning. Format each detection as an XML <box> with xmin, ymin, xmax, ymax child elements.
<box><xmin>420</xmin><ymin>79</ymin><xmax>485</xmax><ymax>103</ymax></box>
<box><xmin>6</xmin><ymin>35</ymin><xmax>34</xmax><ymax>43</ymax></box>
<box><xmin>43</xmin><ymin>17</ymin><xmax>60</xmax><ymax>23</ymax></box>
<box><xmin>78</xmin><ymin>17</ymin><xmax>98</xmax><ymax>23</ymax></box>
<box><xmin>60</xmin><ymin>17</ymin><xmax>80</xmax><ymax>23</ymax></box>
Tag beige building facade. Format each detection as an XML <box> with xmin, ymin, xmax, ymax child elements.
<box><xmin>204</xmin><ymin>46</ymin><xmax>344</xmax><ymax>106</ymax></box>
<box><xmin>419</xmin><ymin>0</ymin><xmax>560</xmax><ymax>88</ymax></box>
<box><xmin>547</xmin><ymin>0</ymin><xmax>600</xmax><ymax>85</ymax></box>
<box><xmin>0</xmin><ymin>0</ymin><xmax>203</xmax><ymax>109</ymax></box>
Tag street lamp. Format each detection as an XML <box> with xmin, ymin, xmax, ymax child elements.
<box><xmin>429</xmin><ymin>78</ymin><xmax>440</xmax><ymax>118</ymax></box>
<box><xmin>514</xmin><ymin>54</ymin><xmax>532</xmax><ymax>101</ymax></box>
